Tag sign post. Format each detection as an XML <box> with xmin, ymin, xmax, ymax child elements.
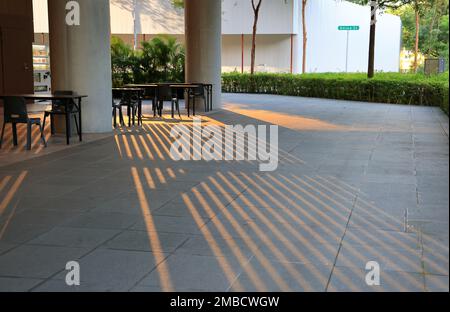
<box><xmin>338</xmin><ymin>26</ymin><xmax>360</xmax><ymax>72</ymax></box>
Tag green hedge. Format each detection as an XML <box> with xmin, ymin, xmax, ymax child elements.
<box><xmin>222</xmin><ymin>72</ymin><xmax>449</xmax><ymax>115</ymax></box>
<box><xmin>442</xmin><ymin>84</ymin><xmax>449</xmax><ymax>115</ymax></box>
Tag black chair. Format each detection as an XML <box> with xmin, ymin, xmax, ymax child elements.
<box><xmin>120</xmin><ymin>90</ymin><xmax>141</xmax><ymax>126</ymax></box>
<box><xmin>0</xmin><ymin>96</ymin><xmax>47</xmax><ymax>150</ymax></box>
<box><xmin>188</xmin><ymin>84</ymin><xmax>207</xmax><ymax>116</ymax></box>
<box><xmin>156</xmin><ymin>85</ymin><xmax>180</xmax><ymax>119</ymax></box>
<box><xmin>112</xmin><ymin>91</ymin><xmax>125</xmax><ymax>128</ymax></box>
<box><xmin>42</xmin><ymin>90</ymin><xmax>80</xmax><ymax>139</ymax></box>
<box><xmin>112</xmin><ymin>89</ymin><xmax>125</xmax><ymax>127</ymax></box>
<box><xmin>143</xmin><ymin>87</ymin><xmax>158</xmax><ymax>117</ymax></box>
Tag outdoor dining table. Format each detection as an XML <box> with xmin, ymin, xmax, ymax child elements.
<box><xmin>0</xmin><ymin>93</ymin><xmax>87</xmax><ymax>145</ymax></box>
<box><xmin>169</xmin><ymin>84</ymin><xmax>202</xmax><ymax>117</ymax></box>
<box><xmin>123</xmin><ymin>83</ymin><xmax>213</xmax><ymax>117</ymax></box>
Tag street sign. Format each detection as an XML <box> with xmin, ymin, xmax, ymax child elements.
<box><xmin>338</xmin><ymin>26</ymin><xmax>360</xmax><ymax>72</ymax></box>
<box><xmin>338</xmin><ymin>26</ymin><xmax>360</xmax><ymax>31</ymax></box>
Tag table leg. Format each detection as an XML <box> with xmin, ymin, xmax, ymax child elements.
<box><xmin>127</xmin><ymin>105</ymin><xmax>131</xmax><ymax>127</ymax></box>
<box><xmin>210</xmin><ymin>85</ymin><xmax>213</xmax><ymax>111</ymax></box>
<box><xmin>65</xmin><ymin>102</ymin><xmax>71</xmax><ymax>145</ymax></box>
<box><xmin>139</xmin><ymin>97</ymin><xmax>143</xmax><ymax>125</ymax></box>
<box><xmin>187</xmin><ymin>93</ymin><xmax>190</xmax><ymax>118</ymax></box>
<box><xmin>78</xmin><ymin>98</ymin><xmax>83</xmax><ymax>142</ymax></box>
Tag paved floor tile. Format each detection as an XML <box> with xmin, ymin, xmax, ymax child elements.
<box><xmin>138</xmin><ymin>253</ymin><xmax>246</xmax><ymax>292</ymax></box>
<box><xmin>229</xmin><ymin>258</ymin><xmax>332</xmax><ymax>292</ymax></box>
<box><xmin>328</xmin><ymin>266</ymin><xmax>425</xmax><ymax>292</ymax></box>
<box><xmin>52</xmin><ymin>248</ymin><xmax>167</xmax><ymax>291</ymax></box>
<box><xmin>27</xmin><ymin>227</ymin><xmax>120</xmax><ymax>248</ymax></box>
<box><xmin>0</xmin><ymin>277</ymin><xmax>44</xmax><ymax>292</ymax></box>
<box><xmin>103</xmin><ymin>230</ymin><xmax>188</xmax><ymax>253</ymax></box>
<box><xmin>0</xmin><ymin>245</ymin><xmax>89</xmax><ymax>278</ymax></box>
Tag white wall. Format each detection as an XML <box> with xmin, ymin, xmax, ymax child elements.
<box><xmin>222</xmin><ymin>34</ymin><xmax>292</xmax><ymax>73</ymax></box>
<box><xmin>299</xmin><ymin>0</ymin><xmax>401</xmax><ymax>73</ymax></box>
<box><xmin>34</xmin><ymin>0</ymin><xmax>296</xmax><ymax>35</ymax></box>
<box><xmin>33</xmin><ymin>0</ymin><xmax>48</xmax><ymax>33</ymax></box>
<box><xmin>111</xmin><ymin>0</ymin><xmax>184</xmax><ymax>34</ymax></box>
<box><xmin>222</xmin><ymin>0</ymin><xmax>296</xmax><ymax>35</ymax></box>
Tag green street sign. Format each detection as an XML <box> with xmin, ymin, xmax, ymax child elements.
<box><xmin>338</xmin><ymin>26</ymin><xmax>360</xmax><ymax>31</ymax></box>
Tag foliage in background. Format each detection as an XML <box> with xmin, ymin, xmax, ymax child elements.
<box><xmin>171</xmin><ymin>0</ymin><xmax>184</xmax><ymax>9</ymax></box>
<box><xmin>390</xmin><ymin>0</ymin><xmax>449</xmax><ymax>70</ymax></box>
<box><xmin>348</xmin><ymin>0</ymin><xmax>413</xmax><ymax>78</ymax></box>
<box><xmin>222</xmin><ymin>72</ymin><xmax>449</xmax><ymax>114</ymax></box>
<box><xmin>111</xmin><ymin>35</ymin><xmax>185</xmax><ymax>87</ymax></box>
<box><xmin>111</xmin><ymin>36</ymin><xmax>139</xmax><ymax>86</ymax></box>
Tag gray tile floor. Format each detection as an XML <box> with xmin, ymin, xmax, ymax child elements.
<box><xmin>0</xmin><ymin>94</ymin><xmax>448</xmax><ymax>292</ymax></box>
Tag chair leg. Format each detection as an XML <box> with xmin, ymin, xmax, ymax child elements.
<box><xmin>42</xmin><ymin>113</ymin><xmax>48</xmax><ymax>134</ymax></box>
<box><xmin>203</xmin><ymin>95</ymin><xmax>208</xmax><ymax>112</ymax></box>
<box><xmin>39</xmin><ymin>122</ymin><xmax>47</xmax><ymax>147</ymax></box>
<box><xmin>113</xmin><ymin>107</ymin><xmax>117</xmax><ymax>128</ymax></box>
<box><xmin>127</xmin><ymin>105</ymin><xmax>131</xmax><ymax>127</ymax></box>
<box><xmin>158</xmin><ymin>101</ymin><xmax>163</xmax><ymax>117</ymax></box>
<box><xmin>171</xmin><ymin>100</ymin><xmax>175</xmax><ymax>119</ymax></box>
<box><xmin>139</xmin><ymin>100</ymin><xmax>143</xmax><ymax>125</ymax></box>
<box><xmin>119</xmin><ymin>109</ymin><xmax>125</xmax><ymax>126</ymax></box>
<box><xmin>12</xmin><ymin>123</ymin><xmax>18</xmax><ymax>146</ymax></box>
<box><xmin>26</xmin><ymin>121</ymin><xmax>32</xmax><ymax>150</ymax></box>
<box><xmin>50</xmin><ymin>115</ymin><xmax>55</xmax><ymax>135</ymax></box>
<box><xmin>0</xmin><ymin>122</ymin><xmax>6</xmax><ymax>149</ymax></box>
<box><xmin>176</xmin><ymin>100</ymin><xmax>181</xmax><ymax>119</ymax></box>
<box><xmin>187</xmin><ymin>96</ymin><xmax>190</xmax><ymax>118</ymax></box>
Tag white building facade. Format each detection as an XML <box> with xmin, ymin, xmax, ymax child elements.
<box><xmin>33</xmin><ymin>0</ymin><xmax>402</xmax><ymax>74</ymax></box>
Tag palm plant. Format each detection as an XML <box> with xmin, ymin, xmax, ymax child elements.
<box><xmin>111</xmin><ymin>35</ymin><xmax>185</xmax><ymax>85</ymax></box>
<box><xmin>111</xmin><ymin>36</ymin><xmax>136</xmax><ymax>86</ymax></box>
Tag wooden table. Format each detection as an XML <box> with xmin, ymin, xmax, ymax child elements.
<box><xmin>1</xmin><ymin>94</ymin><xmax>87</xmax><ymax>145</ymax></box>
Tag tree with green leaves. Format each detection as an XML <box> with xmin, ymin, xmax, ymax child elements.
<box><xmin>349</xmin><ymin>1</ymin><xmax>412</xmax><ymax>78</ymax></box>
<box><xmin>411</xmin><ymin>0</ymin><xmax>432</xmax><ymax>71</ymax></box>
<box><xmin>111</xmin><ymin>35</ymin><xmax>185</xmax><ymax>86</ymax></box>
<box><xmin>391</xmin><ymin>0</ymin><xmax>449</xmax><ymax>71</ymax></box>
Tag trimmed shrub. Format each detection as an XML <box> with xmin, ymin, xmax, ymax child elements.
<box><xmin>441</xmin><ymin>84</ymin><xmax>449</xmax><ymax>115</ymax></box>
<box><xmin>222</xmin><ymin>72</ymin><xmax>449</xmax><ymax>115</ymax></box>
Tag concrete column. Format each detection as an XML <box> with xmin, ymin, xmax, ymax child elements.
<box><xmin>48</xmin><ymin>0</ymin><xmax>112</xmax><ymax>133</ymax></box>
<box><xmin>185</xmin><ymin>0</ymin><xmax>222</xmax><ymax>110</ymax></box>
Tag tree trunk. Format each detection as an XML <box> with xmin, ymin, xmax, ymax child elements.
<box><xmin>302</xmin><ymin>0</ymin><xmax>307</xmax><ymax>74</ymax></box>
<box><xmin>368</xmin><ymin>3</ymin><xmax>377</xmax><ymax>78</ymax></box>
<box><xmin>413</xmin><ymin>9</ymin><xmax>420</xmax><ymax>72</ymax></box>
<box><xmin>250</xmin><ymin>0</ymin><xmax>262</xmax><ymax>75</ymax></box>
<box><xmin>428</xmin><ymin>4</ymin><xmax>438</xmax><ymax>53</ymax></box>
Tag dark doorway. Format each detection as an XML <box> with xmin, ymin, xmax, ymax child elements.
<box><xmin>0</xmin><ymin>0</ymin><xmax>34</xmax><ymax>95</ymax></box>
